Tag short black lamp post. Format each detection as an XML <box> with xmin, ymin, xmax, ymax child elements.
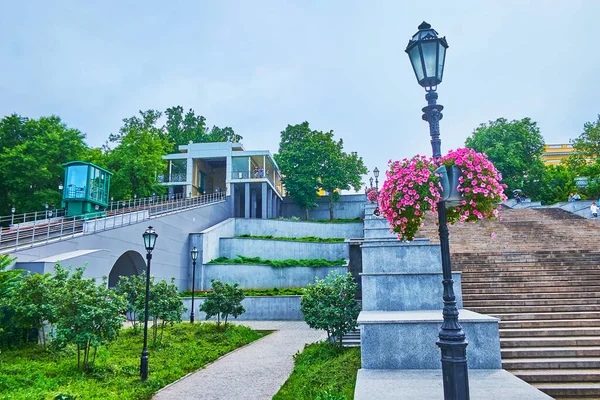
<box><xmin>406</xmin><ymin>22</ymin><xmax>470</xmax><ymax>400</ymax></box>
<box><xmin>373</xmin><ymin>167</ymin><xmax>380</xmax><ymax>191</ymax></box>
<box><xmin>140</xmin><ymin>226</ymin><xmax>158</xmax><ymax>381</ymax></box>
<box><xmin>11</xmin><ymin>207</ymin><xmax>15</xmax><ymax>225</ymax></box>
<box><xmin>190</xmin><ymin>246</ymin><xmax>199</xmax><ymax>323</ymax></box>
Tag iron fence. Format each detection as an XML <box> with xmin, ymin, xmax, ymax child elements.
<box><xmin>0</xmin><ymin>192</ymin><xmax>226</xmax><ymax>253</ymax></box>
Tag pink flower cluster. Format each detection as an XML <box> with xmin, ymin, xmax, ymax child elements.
<box><xmin>379</xmin><ymin>155</ymin><xmax>440</xmax><ymax>241</ymax></box>
<box><xmin>367</xmin><ymin>189</ymin><xmax>379</xmax><ymax>203</ymax></box>
<box><xmin>379</xmin><ymin>148</ymin><xmax>507</xmax><ymax>241</ymax></box>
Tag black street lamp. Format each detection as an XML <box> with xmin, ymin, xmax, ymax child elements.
<box><xmin>369</xmin><ymin>177</ymin><xmax>374</xmax><ymax>189</ymax></box>
<box><xmin>406</xmin><ymin>22</ymin><xmax>470</xmax><ymax>400</ymax></box>
<box><xmin>190</xmin><ymin>246</ymin><xmax>199</xmax><ymax>323</ymax></box>
<box><xmin>11</xmin><ymin>207</ymin><xmax>15</xmax><ymax>225</ymax></box>
<box><xmin>373</xmin><ymin>167</ymin><xmax>380</xmax><ymax>191</ymax></box>
<box><xmin>141</xmin><ymin>226</ymin><xmax>158</xmax><ymax>381</ymax></box>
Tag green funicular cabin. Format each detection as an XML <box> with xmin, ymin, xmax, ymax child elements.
<box><xmin>62</xmin><ymin>161</ymin><xmax>112</xmax><ymax>218</ymax></box>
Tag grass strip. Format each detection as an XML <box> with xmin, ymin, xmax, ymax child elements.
<box><xmin>270</xmin><ymin>218</ymin><xmax>362</xmax><ymax>223</ymax></box>
<box><xmin>180</xmin><ymin>287</ymin><xmax>306</xmax><ymax>297</ymax></box>
<box><xmin>236</xmin><ymin>234</ymin><xmax>344</xmax><ymax>243</ymax></box>
<box><xmin>207</xmin><ymin>255</ymin><xmax>347</xmax><ymax>268</ymax></box>
<box><xmin>273</xmin><ymin>342</ymin><xmax>361</xmax><ymax>400</ymax></box>
<box><xmin>0</xmin><ymin>323</ymin><xmax>264</xmax><ymax>400</ymax></box>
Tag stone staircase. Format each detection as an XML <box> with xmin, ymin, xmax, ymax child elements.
<box><xmin>415</xmin><ymin>207</ymin><xmax>600</xmax><ymax>399</ymax></box>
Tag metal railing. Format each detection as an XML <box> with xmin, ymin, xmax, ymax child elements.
<box><xmin>0</xmin><ymin>192</ymin><xmax>226</xmax><ymax>253</ymax></box>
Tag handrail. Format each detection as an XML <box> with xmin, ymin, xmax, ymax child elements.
<box><xmin>0</xmin><ymin>192</ymin><xmax>226</xmax><ymax>253</ymax></box>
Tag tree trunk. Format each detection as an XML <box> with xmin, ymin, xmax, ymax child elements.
<box><xmin>160</xmin><ymin>321</ymin><xmax>165</xmax><ymax>344</ymax></box>
<box><xmin>304</xmin><ymin>207</ymin><xmax>309</xmax><ymax>221</ymax></box>
<box><xmin>77</xmin><ymin>344</ymin><xmax>81</xmax><ymax>369</ymax></box>
<box><xmin>39</xmin><ymin>323</ymin><xmax>46</xmax><ymax>348</ymax></box>
<box><xmin>224</xmin><ymin>314</ymin><xmax>229</xmax><ymax>328</ymax></box>
<box><xmin>93</xmin><ymin>346</ymin><xmax>98</xmax><ymax>363</ymax></box>
<box><xmin>152</xmin><ymin>318</ymin><xmax>158</xmax><ymax>344</ymax></box>
<box><xmin>329</xmin><ymin>198</ymin><xmax>334</xmax><ymax>220</ymax></box>
<box><xmin>217</xmin><ymin>314</ymin><xmax>221</xmax><ymax>331</ymax></box>
<box><xmin>338</xmin><ymin>332</ymin><xmax>343</xmax><ymax>348</ymax></box>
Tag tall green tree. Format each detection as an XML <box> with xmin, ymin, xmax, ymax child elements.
<box><xmin>105</xmin><ymin>110</ymin><xmax>171</xmax><ymax>199</ymax></box>
<box><xmin>566</xmin><ymin>115</ymin><xmax>600</xmax><ymax>199</ymax></box>
<box><xmin>318</xmin><ymin>134</ymin><xmax>367</xmax><ymax>220</ymax></box>
<box><xmin>275</xmin><ymin>123</ymin><xmax>322</xmax><ymax>219</ymax></box>
<box><xmin>164</xmin><ymin>106</ymin><xmax>242</xmax><ymax>151</ymax></box>
<box><xmin>465</xmin><ymin>117</ymin><xmax>546</xmax><ymax>198</ymax></box>
<box><xmin>0</xmin><ymin>114</ymin><xmax>89</xmax><ymax>215</ymax></box>
<box><xmin>275</xmin><ymin>122</ymin><xmax>366</xmax><ymax>220</ymax></box>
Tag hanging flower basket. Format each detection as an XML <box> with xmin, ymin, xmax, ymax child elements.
<box><xmin>379</xmin><ymin>148</ymin><xmax>507</xmax><ymax>241</ymax></box>
<box><xmin>367</xmin><ymin>189</ymin><xmax>379</xmax><ymax>203</ymax></box>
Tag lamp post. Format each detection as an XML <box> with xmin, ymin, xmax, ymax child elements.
<box><xmin>45</xmin><ymin>203</ymin><xmax>49</xmax><ymax>219</ymax></box>
<box><xmin>369</xmin><ymin>177</ymin><xmax>374</xmax><ymax>190</ymax></box>
<box><xmin>373</xmin><ymin>167</ymin><xmax>380</xmax><ymax>191</ymax></box>
<box><xmin>11</xmin><ymin>207</ymin><xmax>15</xmax><ymax>226</ymax></box>
<box><xmin>140</xmin><ymin>226</ymin><xmax>158</xmax><ymax>381</ymax></box>
<box><xmin>406</xmin><ymin>22</ymin><xmax>469</xmax><ymax>400</ymax></box>
<box><xmin>190</xmin><ymin>247</ymin><xmax>199</xmax><ymax>323</ymax></box>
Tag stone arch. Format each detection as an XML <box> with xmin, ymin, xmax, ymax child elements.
<box><xmin>108</xmin><ymin>251</ymin><xmax>145</xmax><ymax>288</ymax></box>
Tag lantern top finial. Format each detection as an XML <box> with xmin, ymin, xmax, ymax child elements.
<box><xmin>418</xmin><ymin>21</ymin><xmax>431</xmax><ymax>30</ymax></box>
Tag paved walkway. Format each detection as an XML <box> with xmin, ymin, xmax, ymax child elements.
<box><xmin>153</xmin><ymin>321</ymin><xmax>326</xmax><ymax>400</ymax></box>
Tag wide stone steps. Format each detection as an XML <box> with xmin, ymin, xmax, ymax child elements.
<box><xmin>501</xmin><ymin>336</ymin><xmax>600</xmax><ymax>347</ymax></box>
<box><xmin>502</xmin><ymin>346</ymin><xmax>600</xmax><ymax>359</ymax></box>
<box><xmin>499</xmin><ymin>319</ymin><xmax>600</xmax><ymax>329</ymax></box>
<box><xmin>463</xmin><ymin>274</ymin><xmax>600</xmax><ymax>283</ymax></box>
<box><xmin>416</xmin><ymin>207</ymin><xmax>600</xmax><ymax>398</ymax></box>
<box><xmin>503</xmin><ymin>357</ymin><xmax>600</xmax><ymax>370</ymax></box>
<box><xmin>465</xmin><ymin>292</ymin><xmax>600</xmax><ymax>301</ymax></box>
<box><xmin>465</xmin><ymin>297</ymin><xmax>600</xmax><ymax>307</ymax></box>
<box><xmin>464</xmin><ymin>285</ymin><xmax>600</xmax><ymax>294</ymax></box>
<box><xmin>534</xmin><ymin>382</ymin><xmax>600</xmax><ymax>399</ymax></box>
<box><xmin>468</xmin><ymin>304</ymin><xmax>600</xmax><ymax>314</ymax></box>
<box><xmin>490</xmin><ymin>311</ymin><xmax>600</xmax><ymax>321</ymax></box>
<box><xmin>511</xmin><ymin>369</ymin><xmax>600</xmax><ymax>383</ymax></box>
<box><xmin>463</xmin><ymin>280</ymin><xmax>600</xmax><ymax>289</ymax></box>
<box><xmin>501</xmin><ymin>327</ymin><xmax>600</xmax><ymax>338</ymax></box>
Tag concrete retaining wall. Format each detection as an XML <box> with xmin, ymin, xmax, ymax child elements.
<box><xmin>219</xmin><ymin>238</ymin><xmax>349</xmax><ymax>261</ymax></box>
<box><xmin>199</xmin><ymin>263</ymin><xmax>348</xmax><ymax>290</ymax></box>
<box><xmin>182</xmin><ymin>295</ymin><xmax>303</xmax><ymax>321</ymax></box>
<box><xmin>281</xmin><ymin>194</ymin><xmax>367</xmax><ymax>220</ymax></box>
<box><xmin>234</xmin><ymin>218</ymin><xmax>363</xmax><ymax>239</ymax></box>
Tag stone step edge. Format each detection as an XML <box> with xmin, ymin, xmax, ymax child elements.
<box><xmin>358</xmin><ymin>309</ymin><xmax>499</xmax><ymax>324</ymax></box>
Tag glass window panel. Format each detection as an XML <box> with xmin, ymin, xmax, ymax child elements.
<box><xmin>409</xmin><ymin>46</ymin><xmax>424</xmax><ymax>82</ymax></box>
<box><xmin>232</xmin><ymin>157</ymin><xmax>249</xmax><ymax>172</ymax></box>
<box><xmin>65</xmin><ymin>165</ymin><xmax>88</xmax><ymax>199</ymax></box>
<box><xmin>421</xmin><ymin>41</ymin><xmax>438</xmax><ymax>79</ymax></box>
<box><xmin>437</xmin><ymin>43</ymin><xmax>446</xmax><ymax>81</ymax></box>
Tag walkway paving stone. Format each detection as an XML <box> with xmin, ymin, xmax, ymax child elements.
<box><xmin>152</xmin><ymin>321</ymin><xmax>326</xmax><ymax>400</ymax></box>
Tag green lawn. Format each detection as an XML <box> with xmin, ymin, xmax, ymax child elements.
<box><xmin>274</xmin><ymin>342</ymin><xmax>361</xmax><ymax>400</ymax></box>
<box><xmin>0</xmin><ymin>323</ymin><xmax>265</xmax><ymax>400</ymax></box>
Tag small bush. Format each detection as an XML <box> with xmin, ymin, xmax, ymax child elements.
<box><xmin>199</xmin><ymin>280</ymin><xmax>245</xmax><ymax>330</ymax></box>
<box><xmin>301</xmin><ymin>272</ymin><xmax>360</xmax><ymax>348</ymax></box>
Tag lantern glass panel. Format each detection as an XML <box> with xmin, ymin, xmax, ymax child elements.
<box><xmin>437</xmin><ymin>42</ymin><xmax>446</xmax><ymax>81</ymax></box>
<box><xmin>408</xmin><ymin>46</ymin><xmax>424</xmax><ymax>82</ymax></box>
<box><xmin>421</xmin><ymin>41</ymin><xmax>438</xmax><ymax>80</ymax></box>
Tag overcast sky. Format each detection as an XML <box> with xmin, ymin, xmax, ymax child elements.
<box><xmin>1</xmin><ymin>1</ymin><xmax>599</xmax><ymax>186</ymax></box>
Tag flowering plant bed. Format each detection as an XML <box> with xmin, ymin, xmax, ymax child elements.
<box><xmin>379</xmin><ymin>148</ymin><xmax>507</xmax><ymax>241</ymax></box>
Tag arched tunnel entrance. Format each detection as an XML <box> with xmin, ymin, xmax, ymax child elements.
<box><xmin>108</xmin><ymin>251</ymin><xmax>146</xmax><ymax>288</ymax></box>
